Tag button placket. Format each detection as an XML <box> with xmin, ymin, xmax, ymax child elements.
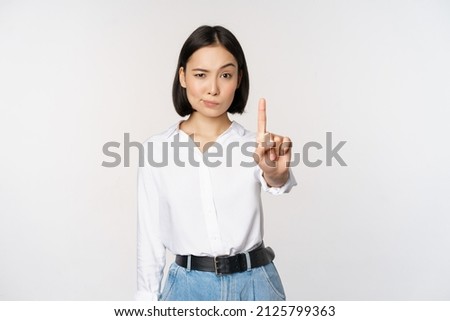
<box><xmin>199</xmin><ymin>158</ymin><xmax>224</xmax><ymax>254</ymax></box>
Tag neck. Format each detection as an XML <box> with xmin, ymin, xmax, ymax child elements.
<box><xmin>182</xmin><ymin>112</ymin><xmax>232</xmax><ymax>138</ymax></box>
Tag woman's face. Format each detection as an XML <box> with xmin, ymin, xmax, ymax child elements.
<box><xmin>179</xmin><ymin>45</ymin><xmax>241</xmax><ymax>119</ymax></box>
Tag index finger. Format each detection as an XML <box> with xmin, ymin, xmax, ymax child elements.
<box><xmin>258</xmin><ymin>98</ymin><xmax>267</xmax><ymax>134</ymax></box>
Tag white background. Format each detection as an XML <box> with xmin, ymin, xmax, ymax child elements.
<box><xmin>1</xmin><ymin>0</ymin><xmax>449</xmax><ymax>300</ymax></box>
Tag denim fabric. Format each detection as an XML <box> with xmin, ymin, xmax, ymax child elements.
<box><xmin>159</xmin><ymin>261</ymin><xmax>286</xmax><ymax>301</ymax></box>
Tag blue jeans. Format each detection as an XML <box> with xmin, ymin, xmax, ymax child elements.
<box><xmin>159</xmin><ymin>261</ymin><xmax>286</xmax><ymax>301</ymax></box>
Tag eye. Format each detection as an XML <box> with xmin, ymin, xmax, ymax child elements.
<box><xmin>194</xmin><ymin>73</ymin><xmax>206</xmax><ymax>78</ymax></box>
<box><xmin>221</xmin><ymin>73</ymin><xmax>233</xmax><ymax>79</ymax></box>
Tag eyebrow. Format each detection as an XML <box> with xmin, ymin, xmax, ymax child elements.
<box><xmin>191</xmin><ymin>63</ymin><xmax>237</xmax><ymax>72</ymax></box>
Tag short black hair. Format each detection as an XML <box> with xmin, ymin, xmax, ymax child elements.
<box><xmin>172</xmin><ymin>25</ymin><xmax>250</xmax><ymax>117</ymax></box>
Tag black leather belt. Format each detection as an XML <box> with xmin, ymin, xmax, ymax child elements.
<box><xmin>175</xmin><ymin>243</ymin><xmax>275</xmax><ymax>275</ymax></box>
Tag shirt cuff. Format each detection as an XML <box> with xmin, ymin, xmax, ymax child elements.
<box><xmin>135</xmin><ymin>290</ymin><xmax>159</xmax><ymax>301</ymax></box>
<box><xmin>259</xmin><ymin>168</ymin><xmax>297</xmax><ymax>195</ymax></box>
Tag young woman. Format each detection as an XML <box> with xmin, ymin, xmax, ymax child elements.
<box><xmin>136</xmin><ymin>25</ymin><xmax>297</xmax><ymax>301</ymax></box>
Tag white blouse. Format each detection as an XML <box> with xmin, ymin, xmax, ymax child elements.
<box><xmin>136</xmin><ymin>120</ymin><xmax>297</xmax><ymax>300</ymax></box>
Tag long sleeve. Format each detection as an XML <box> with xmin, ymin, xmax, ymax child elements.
<box><xmin>135</xmin><ymin>162</ymin><xmax>166</xmax><ymax>301</ymax></box>
<box><xmin>257</xmin><ymin>167</ymin><xmax>297</xmax><ymax>195</ymax></box>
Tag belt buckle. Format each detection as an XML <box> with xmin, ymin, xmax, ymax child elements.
<box><xmin>214</xmin><ymin>255</ymin><xmax>227</xmax><ymax>275</ymax></box>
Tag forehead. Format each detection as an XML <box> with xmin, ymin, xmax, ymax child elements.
<box><xmin>187</xmin><ymin>45</ymin><xmax>237</xmax><ymax>68</ymax></box>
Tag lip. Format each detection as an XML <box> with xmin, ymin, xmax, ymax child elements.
<box><xmin>202</xmin><ymin>99</ymin><xmax>220</xmax><ymax>108</ymax></box>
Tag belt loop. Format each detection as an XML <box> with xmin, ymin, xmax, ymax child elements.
<box><xmin>244</xmin><ymin>251</ymin><xmax>251</xmax><ymax>271</ymax></box>
<box><xmin>186</xmin><ymin>255</ymin><xmax>192</xmax><ymax>271</ymax></box>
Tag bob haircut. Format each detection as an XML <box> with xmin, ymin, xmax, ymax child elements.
<box><xmin>172</xmin><ymin>25</ymin><xmax>250</xmax><ymax>117</ymax></box>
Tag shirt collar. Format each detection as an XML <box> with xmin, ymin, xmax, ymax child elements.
<box><xmin>164</xmin><ymin>120</ymin><xmax>246</xmax><ymax>139</ymax></box>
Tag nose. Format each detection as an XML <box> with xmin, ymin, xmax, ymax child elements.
<box><xmin>207</xmin><ymin>78</ymin><xmax>219</xmax><ymax>96</ymax></box>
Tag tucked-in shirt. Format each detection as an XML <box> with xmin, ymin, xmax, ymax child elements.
<box><xmin>136</xmin><ymin>120</ymin><xmax>297</xmax><ymax>300</ymax></box>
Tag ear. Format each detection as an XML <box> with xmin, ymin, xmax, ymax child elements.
<box><xmin>179</xmin><ymin>67</ymin><xmax>187</xmax><ymax>88</ymax></box>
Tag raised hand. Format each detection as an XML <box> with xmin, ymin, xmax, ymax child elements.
<box><xmin>254</xmin><ymin>98</ymin><xmax>292</xmax><ymax>187</ymax></box>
